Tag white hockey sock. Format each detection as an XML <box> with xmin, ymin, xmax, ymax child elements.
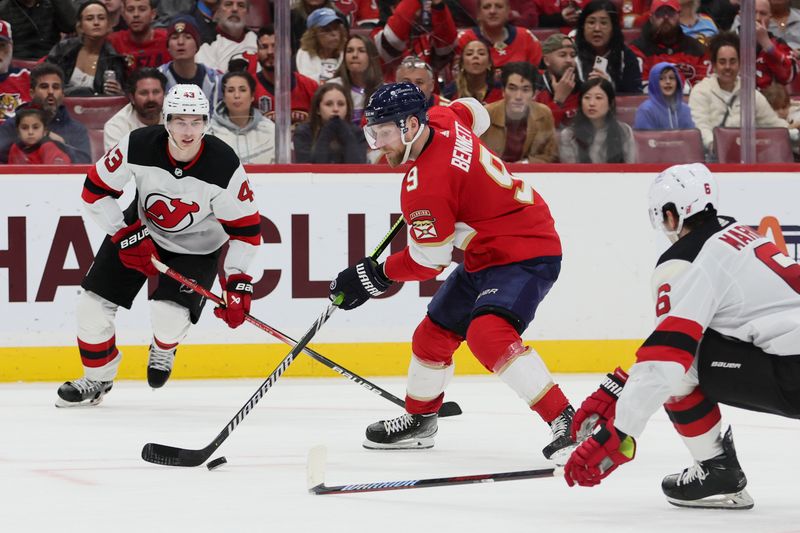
<box><xmin>682</xmin><ymin>421</ymin><xmax>724</xmax><ymax>462</ymax></box>
<box><xmin>150</xmin><ymin>300</ymin><xmax>191</xmax><ymax>346</ymax></box>
<box><xmin>77</xmin><ymin>291</ymin><xmax>122</xmax><ymax>382</ymax></box>
<box><xmin>406</xmin><ymin>355</ymin><xmax>455</xmax><ymax>402</ymax></box>
<box><xmin>496</xmin><ymin>347</ymin><xmax>554</xmax><ymax>406</ymax></box>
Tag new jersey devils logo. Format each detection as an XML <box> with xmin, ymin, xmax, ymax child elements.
<box><xmin>144</xmin><ymin>193</ymin><xmax>200</xmax><ymax>232</ymax></box>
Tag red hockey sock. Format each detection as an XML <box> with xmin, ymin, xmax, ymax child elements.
<box><xmin>531</xmin><ymin>384</ymin><xmax>569</xmax><ymax>423</ymax></box>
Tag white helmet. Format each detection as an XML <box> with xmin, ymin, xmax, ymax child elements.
<box><xmin>162</xmin><ymin>83</ymin><xmax>210</xmax><ymax>124</ymax></box>
<box><xmin>648</xmin><ymin>163</ymin><xmax>718</xmax><ymax>241</ymax></box>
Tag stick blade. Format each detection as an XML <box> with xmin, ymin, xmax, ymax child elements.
<box><xmin>141</xmin><ymin>442</ymin><xmax>209</xmax><ymax>467</ymax></box>
<box><xmin>307</xmin><ymin>445</ymin><xmax>328</xmax><ymax>493</ymax></box>
<box><xmin>438</xmin><ymin>401</ymin><xmax>462</xmax><ymax>418</ymax></box>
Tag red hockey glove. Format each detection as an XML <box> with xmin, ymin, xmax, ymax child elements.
<box><xmin>111</xmin><ymin>220</ymin><xmax>160</xmax><ymax>277</ymax></box>
<box><xmin>214</xmin><ymin>274</ymin><xmax>253</xmax><ymax>328</ymax></box>
<box><xmin>564</xmin><ymin>417</ymin><xmax>636</xmax><ymax>488</ymax></box>
<box><xmin>571</xmin><ymin>367</ymin><xmax>628</xmax><ymax>441</ymax></box>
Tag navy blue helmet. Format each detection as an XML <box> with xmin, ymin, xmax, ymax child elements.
<box><xmin>365</xmin><ymin>82</ymin><xmax>428</xmax><ymax>130</ymax></box>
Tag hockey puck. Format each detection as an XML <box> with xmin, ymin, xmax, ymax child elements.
<box><xmin>207</xmin><ymin>456</ymin><xmax>227</xmax><ymax>471</ymax></box>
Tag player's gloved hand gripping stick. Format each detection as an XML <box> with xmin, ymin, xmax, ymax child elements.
<box><xmin>141</xmin><ymin>218</ymin><xmax>407</xmax><ymax>467</ymax></box>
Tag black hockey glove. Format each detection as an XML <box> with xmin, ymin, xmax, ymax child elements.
<box><xmin>329</xmin><ymin>257</ymin><xmax>392</xmax><ymax>311</ymax></box>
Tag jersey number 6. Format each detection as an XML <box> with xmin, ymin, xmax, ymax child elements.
<box><xmin>755</xmin><ymin>242</ymin><xmax>800</xmax><ymax>294</ymax></box>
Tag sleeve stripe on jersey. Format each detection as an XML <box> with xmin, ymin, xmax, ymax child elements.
<box><xmin>384</xmin><ymin>248</ymin><xmax>444</xmax><ymax>282</ymax></box>
<box><xmin>218</xmin><ymin>212</ymin><xmax>261</xmax><ymax>229</ymax></box>
<box><xmin>219</xmin><ymin>213</ymin><xmax>261</xmax><ymax>245</ymax></box>
<box><xmin>85</xmin><ymin>166</ymin><xmax>123</xmax><ymax>199</ymax></box>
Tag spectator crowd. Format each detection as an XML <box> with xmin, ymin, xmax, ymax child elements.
<box><xmin>0</xmin><ymin>0</ymin><xmax>799</xmax><ymax>164</ymax></box>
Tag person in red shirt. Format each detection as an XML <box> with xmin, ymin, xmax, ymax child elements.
<box><xmin>248</xmin><ymin>25</ymin><xmax>319</xmax><ymax>124</ymax></box>
<box><xmin>371</xmin><ymin>0</ymin><xmax>458</xmax><ymax>80</ymax></box>
<box><xmin>456</xmin><ymin>0</ymin><xmax>543</xmax><ymax>79</ymax></box>
<box><xmin>0</xmin><ymin>20</ymin><xmax>31</xmax><ymax>120</ymax></box>
<box><xmin>329</xmin><ymin>82</ymin><xmax>577</xmax><ymax>461</ymax></box>
<box><xmin>8</xmin><ymin>106</ymin><xmax>71</xmax><ymax>164</ymax></box>
<box><xmin>108</xmin><ymin>0</ymin><xmax>170</xmax><ymax>71</ymax></box>
<box><xmin>752</xmin><ymin>0</ymin><xmax>796</xmax><ymax>90</ymax></box>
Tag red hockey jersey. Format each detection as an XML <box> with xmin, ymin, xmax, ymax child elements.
<box><xmin>0</xmin><ymin>68</ymin><xmax>31</xmax><ymax>119</ymax></box>
<box><xmin>456</xmin><ymin>25</ymin><xmax>542</xmax><ymax>72</ymax></box>
<box><xmin>383</xmin><ymin>99</ymin><xmax>562</xmax><ymax>282</ymax></box>
<box><xmin>108</xmin><ymin>29</ymin><xmax>171</xmax><ymax>71</ymax></box>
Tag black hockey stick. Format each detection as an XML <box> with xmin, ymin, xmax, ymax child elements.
<box><xmin>151</xmin><ymin>258</ymin><xmax>463</xmax><ymax>418</ymax></box>
<box><xmin>307</xmin><ymin>446</ymin><xmax>561</xmax><ymax>495</ymax></box>
<box><xmin>141</xmin><ymin>218</ymin><xmax>406</xmax><ymax>467</ymax></box>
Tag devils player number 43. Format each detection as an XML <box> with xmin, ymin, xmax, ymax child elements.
<box><xmin>238</xmin><ymin>180</ymin><xmax>255</xmax><ymax>202</ymax></box>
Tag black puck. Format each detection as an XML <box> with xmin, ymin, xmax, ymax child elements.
<box><xmin>207</xmin><ymin>456</ymin><xmax>227</xmax><ymax>470</ymax></box>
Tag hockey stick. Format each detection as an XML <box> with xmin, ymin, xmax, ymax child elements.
<box><xmin>307</xmin><ymin>446</ymin><xmax>561</xmax><ymax>495</ymax></box>
<box><xmin>141</xmin><ymin>218</ymin><xmax>406</xmax><ymax>467</ymax></box>
<box><xmin>151</xmin><ymin>258</ymin><xmax>463</xmax><ymax>418</ymax></box>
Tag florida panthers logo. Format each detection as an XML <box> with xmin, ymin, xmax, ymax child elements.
<box><xmin>144</xmin><ymin>193</ymin><xmax>200</xmax><ymax>232</ymax></box>
<box><xmin>0</xmin><ymin>93</ymin><xmax>23</xmax><ymax>119</ymax></box>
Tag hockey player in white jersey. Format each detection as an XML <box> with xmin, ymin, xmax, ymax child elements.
<box><xmin>563</xmin><ymin>163</ymin><xmax>800</xmax><ymax>509</ymax></box>
<box><xmin>56</xmin><ymin>84</ymin><xmax>261</xmax><ymax>407</ymax></box>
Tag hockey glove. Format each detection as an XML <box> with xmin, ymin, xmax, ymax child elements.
<box><xmin>329</xmin><ymin>257</ymin><xmax>392</xmax><ymax>311</ymax></box>
<box><xmin>571</xmin><ymin>367</ymin><xmax>628</xmax><ymax>441</ymax></box>
<box><xmin>214</xmin><ymin>274</ymin><xmax>254</xmax><ymax>328</ymax></box>
<box><xmin>564</xmin><ymin>417</ymin><xmax>636</xmax><ymax>488</ymax></box>
<box><xmin>111</xmin><ymin>220</ymin><xmax>160</xmax><ymax>277</ymax></box>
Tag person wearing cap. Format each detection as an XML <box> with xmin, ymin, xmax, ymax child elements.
<box><xmin>371</xmin><ymin>0</ymin><xmax>457</xmax><ymax>81</ymax></box>
<box><xmin>157</xmin><ymin>15</ymin><xmax>221</xmax><ymax>112</ymax></box>
<box><xmin>481</xmin><ymin>61</ymin><xmax>558</xmax><ymax>164</ymax></box>
<box><xmin>629</xmin><ymin>0</ymin><xmax>709</xmax><ymax>90</ymax></box>
<box><xmin>535</xmin><ymin>32</ymin><xmax>581</xmax><ymax>128</ymax></box>
<box><xmin>296</xmin><ymin>7</ymin><xmax>346</xmax><ymax>84</ymax></box>
<box><xmin>0</xmin><ymin>20</ymin><xmax>32</xmax><ymax>120</ymax></box>
<box><xmin>109</xmin><ymin>0</ymin><xmax>170</xmax><ymax>71</ymax></box>
<box><xmin>194</xmin><ymin>0</ymin><xmax>256</xmax><ymax>72</ymax></box>
<box><xmin>0</xmin><ymin>0</ymin><xmax>75</xmax><ymax>61</ymax></box>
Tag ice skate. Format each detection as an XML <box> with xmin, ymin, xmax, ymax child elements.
<box><xmin>542</xmin><ymin>405</ymin><xmax>577</xmax><ymax>464</ymax></box>
<box><xmin>363</xmin><ymin>412</ymin><xmax>438</xmax><ymax>450</ymax></box>
<box><xmin>56</xmin><ymin>377</ymin><xmax>113</xmax><ymax>407</ymax></box>
<box><xmin>662</xmin><ymin>427</ymin><xmax>753</xmax><ymax>510</ymax></box>
<box><xmin>148</xmin><ymin>344</ymin><xmax>177</xmax><ymax>388</ymax></box>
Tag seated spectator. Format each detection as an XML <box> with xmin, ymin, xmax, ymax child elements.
<box><xmin>46</xmin><ymin>1</ymin><xmax>127</xmax><ymax>96</ymax></box>
<box><xmin>559</xmin><ymin>77</ymin><xmax>636</xmax><ymax>162</ymax></box>
<box><xmin>456</xmin><ymin>0</ymin><xmax>542</xmax><ymax>78</ymax></box>
<box><xmin>629</xmin><ymin>0</ymin><xmax>709</xmax><ymax>91</ymax></box>
<box><xmin>337</xmin><ymin>0</ymin><xmax>380</xmax><ymax>27</ymax></box>
<box><xmin>575</xmin><ymin>1</ymin><xmax>643</xmax><ymax>93</ymax></box>
<box><xmin>0</xmin><ymin>20</ymin><xmax>31</xmax><ymax>120</ymax></box>
<box><xmin>679</xmin><ymin>0</ymin><xmax>719</xmax><ymax>45</ymax></box>
<box><xmin>535</xmin><ymin>33</ymin><xmax>581</xmax><ymax>128</ymax></box>
<box><xmin>184</xmin><ymin>0</ymin><xmax>217</xmax><ymax>44</ymax></box>
<box><xmin>688</xmin><ymin>31</ymin><xmax>788</xmax><ymax>152</ymax></box>
<box><xmin>328</xmin><ymin>34</ymin><xmax>382</xmax><ymax>124</ymax></box>
<box><xmin>195</xmin><ymin>0</ymin><xmax>257</xmax><ymax>72</ymax></box>
<box><xmin>698</xmin><ymin>0</ymin><xmax>738</xmax><ymax>31</ymax></box>
<box><xmin>292</xmin><ymin>82</ymin><xmax>367</xmax><ymax>163</ymax></box>
<box><xmin>108</xmin><ymin>0</ymin><xmax>170</xmax><ymax>71</ymax></box>
<box><xmin>0</xmin><ymin>62</ymin><xmax>91</xmax><ymax>162</ymax></box>
<box><xmin>481</xmin><ymin>62</ymin><xmax>557</xmax><ymax>163</ymax></box>
<box><xmin>372</xmin><ymin>0</ymin><xmax>457</xmax><ymax>80</ymax></box>
<box><xmin>753</xmin><ymin>0</ymin><xmax>797</xmax><ymax>89</ymax></box>
<box><xmin>634</xmin><ymin>61</ymin><xmax>695</xmax><ymax>129</ymax></box>
<box><xmin>8</xmin><ymin>105</ymin><xmax>71</xmax><ymax>163</ymax></box>
<box><xmin>158</xmin><ymin>16</ymin><xmax>221</xmax><ymax>112</ymax></box>
<box><xmin>534</xmin><ymin>0</ymin><xmax>580</xmax><ymax>29</ymax></box>
<box><xmin>0</xmin><ymin>0</ymin><xmax>75</xmax><ymax>61</ymax></box>
<box><xmin>289</xmin><ymin>0</ymin><xmax>341</xmax><ymax>52</ymax></box>
<box><xmin>250</xmin><ymin>25</ymin><xmax>319</xmax><ymax>124</ymax></box>
<box><xmin>297</xmin><ymin>7</ymin><xmax>346</xmax><ymax>84</ymax></box>
<box><xmin>762</xmin><ymin>81</ymin><xmax>800</xmax><ymax>126</ymax></box>
<box><xmin>443</xmin><ymin>39</ymin><xmax>501</xmax><ymax>104</ymax></box>
<box><xmin>209</xmin><ymin>71</ymin><xmax>275</xmax><ymax>164</ymax></box>
<box><xmin>395</xmin><ymin>54</ymin><xmax>449</xmax><ymax>107</ymax></box>
<box><xmin>152</xmin><ymin>0</ymin><xmax>194</xmax><ymax>27</ymax></box>
<box><xmin>768</xmin><ymin>0</ymin><xmax>800</xmax><ymax>49</ymax></box>
<box><xmin>104</xmin><ymin>67</ymin><xmax>165</xmax><ymax>149</ymax></box>
<box><xmin>103</xmin><ymin>0</ymin><xmax>127</xmax><ymax>31</ymax></box>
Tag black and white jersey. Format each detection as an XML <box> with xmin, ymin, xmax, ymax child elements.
<box><xmin>615</xmin><ymin>216</ymin><xmax>800</xmax><ymax>437</ymax></box>
<box><xmin>81</xmin><ymin>126</ymin><xmax>261</xmax><ymax>277</ymax></box>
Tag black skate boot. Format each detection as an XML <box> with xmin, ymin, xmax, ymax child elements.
<box><xmin>147</xmin><ymin>344</ymin><xmax>177</xmax><ymax>388</ymax></box>
<box><xmin>363</xmin><ymin>413</ymin><xmax>438</xmax><ymax>450</ymax></box>
<box><xmin>662</xmin><ymin>427</ymin><xmax>754</xmax><ymax>510</ymax></box>
<box><xmin>542</xmin><ymin>405</ymin><xmax>577</xmax><ymax>464</ymax></box>
<box><xmin>56</xmin><ymin>377</ymin><xmax>113</xmax><ymax>407</ymax></box>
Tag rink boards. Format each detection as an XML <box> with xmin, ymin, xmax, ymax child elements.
<box><xmin>0</xmin><ymin>164</ymin><xmax>798</xmax><ymax>381</ymax></box>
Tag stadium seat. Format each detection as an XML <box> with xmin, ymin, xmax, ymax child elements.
<box><xmin>633</xmin><ymin>129</ymin><xmax>704</xmax><ymax>163</ymax></box>
<box><xmin>615</xmin><ymin>94</ymin><xmax>647</xmax><ymax>126</ymax></box>
<box><xmin>713</xmin><ymin>127</ymin><xmax>793</xmax><ymax>163</ymax></box>
<box><xmin>87</xmin><ymin>129</ymin><xmax>106</xmax><ymax>162</ymax></box>
<box><xmin>63</xmin><ymin>96</ymin><xmax>128</xmax><ymax>130</ymax></box>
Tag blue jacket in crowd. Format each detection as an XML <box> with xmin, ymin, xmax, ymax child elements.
<box><xmin>634</xmin><ymin>62</ymin><xmax>695</xmax><ymax>130</ymax></box>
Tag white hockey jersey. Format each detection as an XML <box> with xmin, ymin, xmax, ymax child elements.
<box><xmin>615</xmin><ymin>216</ymin><xmax>800</xmax><ymax>437</ymax></box>
<box><xmin>81</xmin><ymin>126</ymin><xmax>261</xmax><ymax>277</ymax></box>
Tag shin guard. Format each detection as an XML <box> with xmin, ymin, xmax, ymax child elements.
<box><xmin>150</xmin><ymin>300</ymin><xmax>191</xmax><ymax>346</ymax></box>
<box><xmin>405</xmin><ymin>317</ymin><xmax>461</xmax><ymax>414</ymax></box>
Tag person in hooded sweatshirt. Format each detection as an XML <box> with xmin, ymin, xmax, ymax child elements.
<box><xmin>209</xmin><ymin>70</ymin><xmax>276</xmax><ymax>164</ymax></box>
<box><xmin>634</xmin><ymin>62</ymin><xmax>695</xmax><ymax>130</ymax></box>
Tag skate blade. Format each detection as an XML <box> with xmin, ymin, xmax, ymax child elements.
<box><xmin>54</xmin><ymin>396</ymin><xmax>106</xmax><ymax>408</ymax></box>
<box><xmin>545</xmin><ymin>443</ymin><xmax>578</xmax><ymax>466</ymax></box>
<box><xmin>362</xmin><ymin>436</ymin><xmax>435</xmax><ymax>450</ymax></box>
<box><xmin>666</xmin><ymin>489</ymin><xmax>754</xmax><ymax>510</ymax></box>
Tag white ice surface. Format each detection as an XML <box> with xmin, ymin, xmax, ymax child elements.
<box><xmin>2</xmin><ymin>374</ymin><xmax>798</xmax><ymax>533</ymax></box>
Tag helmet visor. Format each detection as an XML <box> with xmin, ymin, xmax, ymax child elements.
<box><xmin>365</xmin><ymin>122</ymin><xmax>403</xmax><ymax>150</ymax></box>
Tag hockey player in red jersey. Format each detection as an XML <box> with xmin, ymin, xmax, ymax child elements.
<box><xmin>564</xmin><ymin>163</ymin><xmax>800</xmax><ymax>509</ymax></box>
<box><xmin>329</xmin><ymin>82</ymin><xmax>577</xmax><ymax>461</ymax></box>
<box><xmin>56</xmin><ymin>84</ymin><xmax>261</xmax><ymax>407</ymax></box>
